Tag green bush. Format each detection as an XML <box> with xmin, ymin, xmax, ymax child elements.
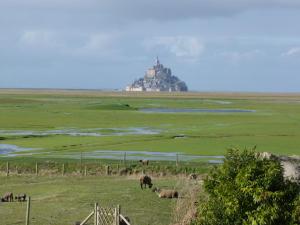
<box><xmin>195</xmin><ymin>148</ymin><xmax>300</xmax><ymax>225</ymax></box>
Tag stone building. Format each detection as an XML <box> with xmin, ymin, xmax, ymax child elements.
<box><xmin>126</xmin><ymin>57</ymin><xmax>188</xmax><ymax>92</ymax></box>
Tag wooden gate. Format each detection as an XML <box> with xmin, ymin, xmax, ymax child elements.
<box><xmin>80</xmin><ymin>203</ymin><xmax>130</xmax><ymax>225</ymax></box>
<box><xmin>96</xmin><ymin>204</ymin><xmax>118</xmax><ymax>225</ymax></box>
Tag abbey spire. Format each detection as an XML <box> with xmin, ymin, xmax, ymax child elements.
<box><xmin>156</xmin><ymin>56</ymin><xmax>160</xmax><ymax>66</ymax></box>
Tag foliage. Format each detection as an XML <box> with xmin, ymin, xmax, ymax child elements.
<box><xmin>196</xmin><ymin>148</ymin><xmax>300</xmax><ymax>225</ymax></box>
<box><xmin>293</xmin><ymin>196</ymin><xmax>300</xmax><ymax>224</ymax></box>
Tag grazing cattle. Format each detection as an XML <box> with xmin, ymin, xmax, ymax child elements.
<box><xmin>2</xmin><ymin>192</ymin><xmax>13</xmax><ymax>202</ymax></box>
<box><xmin>154</xmin><ymin>188</ymin><xmax>179</xmax><ymax>198</ymax></box>
<box><xmin>139</xmin><ymin>159</ymin><xmax>149</xmax><ymax>166</ymax></box>
<box><xmin>120</xmin><ymin>216</ymin><xmax>130</xmax><ymax>225</ymax></box>
<box><xmin>139</xmin><ymin>175</ymin><xmax>153</xmax><ymax>189</ymax></box>
<box><xmin>15</xmin><ymin>193</ymin><xmax>26</xmax><ymax>202</ymax></box>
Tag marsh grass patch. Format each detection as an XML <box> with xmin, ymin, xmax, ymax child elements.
<box><xmin>86</xmin><ymin>103</ymin><xmax>138</xmax><ymax>111</ymax></box>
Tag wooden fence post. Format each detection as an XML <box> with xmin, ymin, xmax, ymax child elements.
<box><xmin>6</xmin><ymin>162</ymin><xmax>9</xmax><ymax>176</ymax></box>
<box><xmin>117</xmin><ymin>164</ymin><xmax>119</xmax><ymax>173</ymax></box>
<box><xmin>176</xmin><ymin>153</ymin><xmax>179</xmax><ymax>167</ymax></box>
<box><xmin>84</xmin><ymin>165</ymin><xmax>87</xmax><ymax>176</ymax></box>
<box><xmin>26</xmin><ymin>196</ymin><xmax>31</xmax><ymax>225</ymax></box>
<box><xmin>106</xmin><ymin>165</ymin><xmax>110</xmax><ymax>175</ymax></box>
<box><xmin>15</xmin><ymin>165</ymin><xmax>18</xmax><ymax>174</ymax></box>
<box><xmin>62</xmin><ymin>163</ymin><xmax>65</xmax><ymax>176</ymax></box>
<box><xmin>94</xmin><ymin>202</ymin><xmax>98</xmax><ymax>225</ymax></box>
<box><xmin>115</xmin><ymin>205</ymin><xmax>120</xmax><ymax>225</ymax></box>
<box><xmin>35</xmin><ymin>162</ymin><xmax>38</xmax><ymax>176</ymax></box>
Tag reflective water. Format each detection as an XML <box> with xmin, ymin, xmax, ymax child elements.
<box><xmin>140</xmin><ymin>108</ymin><xmax>256</xmax><ymax>113</ymax></box>
<box><xmin>0</xmin><ymin>144</ymin><xmax>37</xmax><ymax>154</ymax></box>
<box><xmin>40</xmin><ymin>150</ymin><xmax>224</xmax><ymax>163</ymax></box>
<box><xmin>0</xmin><ymin>127</ymin><xmax>159</xmax><ymax>137</ymax></box>
<box><xmin>0</xmin><ymin>144</ymin><xmax>224</xmax><ymax>163</ymax></box>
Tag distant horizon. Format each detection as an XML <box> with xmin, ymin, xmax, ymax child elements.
<box><xmin>1</xmin><ymin>87</ymin><xmax>300</xmax><ymax>95</ymax></box>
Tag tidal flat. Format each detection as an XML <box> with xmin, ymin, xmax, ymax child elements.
<box><xmin>0</xmin><ymin>89</ymin><xmax>300</xmax><ymax>159</ymax></box>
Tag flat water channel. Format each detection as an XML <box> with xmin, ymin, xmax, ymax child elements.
<box><xmin>140</xmin><ymin>108</ymin><xmax>256</xmax><ymax>113</ymax></box>
<box><xmin>0</xmin><ymin>144</ymin><xmax>224</xmax><ymax>163</ymax></box>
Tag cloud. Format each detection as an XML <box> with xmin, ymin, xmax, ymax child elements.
<box><xmin>1</xmin><ymin>0</ymin><xmax>300</xmax><ymax>21</ymax></box>
<box><xmin>73</xmin><ymin>33</ymin><xmax>117</xmax><ymax>56</ymax></box>
<box><xmin>17</xmin><ymin>29</ymin><xmax>118</xmax><ymax>58</ymax></box>
<box><xmin>19</xmin><ymin>30</ymin><xmax>59</xmax><ymax>48</ymax></box>
<box><xmin>282</xmin><ymin>47</ymin><xmax>300</xmax><ymax>57</ymax></box>
<box><xmin>219</xmin><ymin>49</ymin><xmax>263</xmax><ymax>63</ymax></box>
<box><xmin>144</xmin><ymin>36</ymin><xmax>205</xmax><ymax>60</ymax></box>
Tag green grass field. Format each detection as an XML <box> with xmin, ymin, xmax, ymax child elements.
<box><xmin>0</xmin><ymin>175</ymin><xmax>180</xmax><ymax>225</ymax></box>
<box><xmin>0</xmin><ymin>89</ymin><xmax>300</xmax><ymax>158</ymax></box>
<box><xmin>0</xmin><ymin>89</ymin><xmax>299</xmax><ymax>225</ymax></box>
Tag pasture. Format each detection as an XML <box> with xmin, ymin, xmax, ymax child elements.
<box><xmin>0</xmin><ymin>175</ymin><xmax>181</xmax><ymax>225</ymax></box>
<box><xmin>0</xmin><ymin>89</ymin><xmax>299</xmax><ymax>225</ymax></box>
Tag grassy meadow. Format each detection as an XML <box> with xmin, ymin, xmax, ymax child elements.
<box><xmin>0</xmin><ymin>89</ymin><xmax>300</xmax><ymax>225</ymax></box>
<box><xmin>0</xmin><ymin>175</ymin><xmax>182</xmax><ymax>225</ymax></box>
<box><xmin>0</xmin><ymin>89</ymin><xmax>299</xmax><ymax>157</ymax></box>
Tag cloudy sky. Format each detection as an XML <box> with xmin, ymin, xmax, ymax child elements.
<box><xmin>0</xmin><ymin>0</ymin><xmax>300</xmax><ymax>92</ymax></box>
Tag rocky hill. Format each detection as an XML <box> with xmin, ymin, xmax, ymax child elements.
<box><xmin>126</xmin><ymin>58</ymin><xmax>188</xmax><ymax>92</ymax></box>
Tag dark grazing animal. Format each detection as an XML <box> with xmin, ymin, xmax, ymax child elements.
<box><xmin>139</xmin><ymin>175</ymin><xmax>153</xmax><ymax>189</ymax></box>
<box><xmin>2</xmin><ymin>192</ymin><xmax>13</xmax><ymax>202</ymax></box>
<box><xmin>15</xmin><ymin>193</ymin><xmax>26</xmax><ymax>202</ymax></box>
<box><xmin>139</xmin><ymin>159</ymin><xmax>149</xmax><ymax>166</ymax></box>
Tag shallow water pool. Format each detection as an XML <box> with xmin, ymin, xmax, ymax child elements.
<box><xmin>140</xmin><ymin>108</ymin><xmax>256</xmax><ymax>113</ymax></box>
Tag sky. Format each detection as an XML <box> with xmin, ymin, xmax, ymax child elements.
<box><xmin>0</xmin><ymin>0</ymin><xmax>300</xmax><ymax>92</ymax></box>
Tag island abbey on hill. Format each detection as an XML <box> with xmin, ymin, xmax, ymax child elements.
<box><xmin>126</xmin><ymin>58</ymin><xmax>188</xmax><ymax>92</ymax></box>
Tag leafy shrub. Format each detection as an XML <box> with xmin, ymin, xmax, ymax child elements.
<box><xmin>195</xmin><ymin>148</ymin><xmax>300</xmax><ymax>225</ymax></box>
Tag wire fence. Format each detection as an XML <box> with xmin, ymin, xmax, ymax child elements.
<box><xmin>0</xmin><ymin>158</ymin><xmax>210</xmax><ymax>177</ymax></box>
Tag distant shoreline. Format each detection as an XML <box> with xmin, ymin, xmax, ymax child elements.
<box><xmin>0</xmin><ymin>88</ymin><xmax>300</xmax><ymax>99</ymax></box>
